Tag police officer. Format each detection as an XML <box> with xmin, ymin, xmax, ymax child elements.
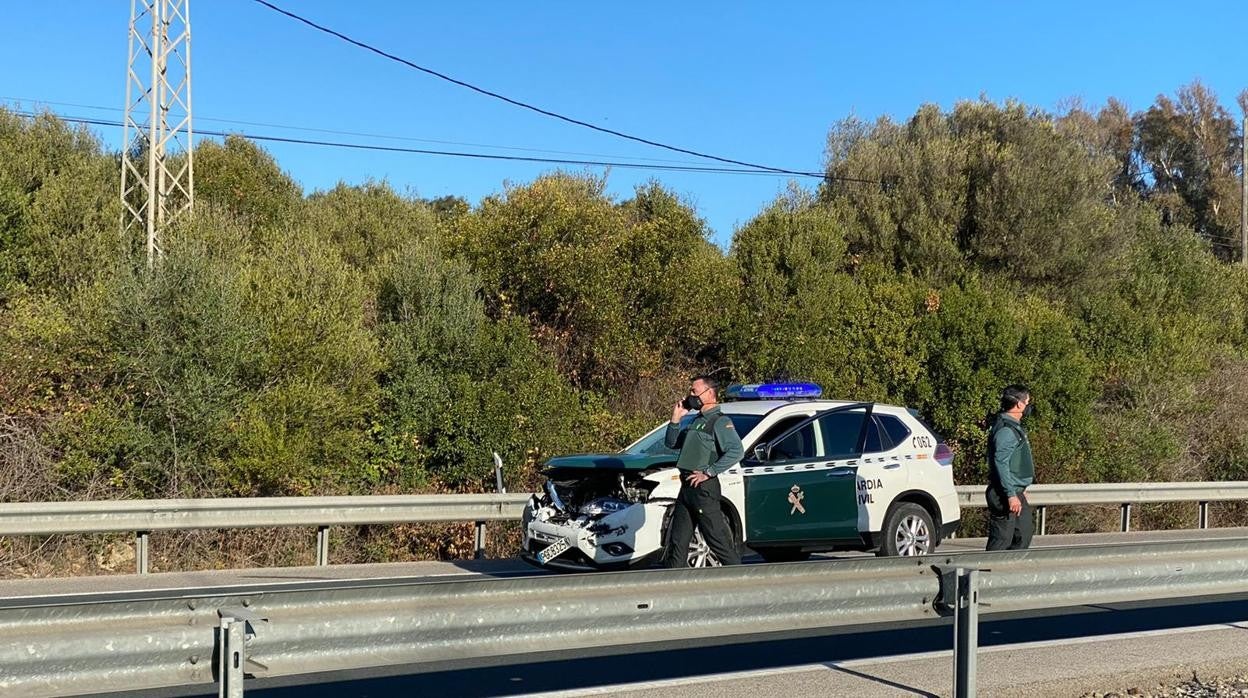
<box><xmin>661</xmin><ymin>375</ymin><xmax>744</xmax><ymax>567</ymax></box>
<box><xmin>986</xmin><ymin>384</ymin><xmax>1036</xmax><ymax>551</ymax></box>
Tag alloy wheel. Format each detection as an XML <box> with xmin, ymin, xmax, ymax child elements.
<box><xmin>687</xmin><ymin>528</ymin><xmax>722</xmax><ymax>567</ymax></box>
<box><xmin>894</xmin><ymin>514</ymin><xmax>932</xmax><ymax>556</ymax></box>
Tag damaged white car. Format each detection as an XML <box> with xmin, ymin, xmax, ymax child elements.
<box><xmin>521</xmin><ymin>383</ymin><xmax>961</xmax><ymax>571</ymax></box>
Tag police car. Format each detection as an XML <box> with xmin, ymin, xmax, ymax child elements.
<box><xmin>521</xmin><ymin>383</ymin><xmax>961</xmax><ymax>570</ymax></box>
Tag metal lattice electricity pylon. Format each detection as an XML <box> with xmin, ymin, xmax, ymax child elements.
<box><xmin>121</xmin><ymin>0</ymin><xmax>193</xmax><ymax>268</ymax></box>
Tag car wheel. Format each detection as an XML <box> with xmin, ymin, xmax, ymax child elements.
<box><xmin>878</xmin><ymin>502</ymin><xmax>935</xmax><ymax>557</ymax></box>
<box><xmin>687</xmin><ymin>527</ymin><xmax>722</xmax><ymax>567</ymax></box>
<box><xmin>757</xmin><ymin>548</ymin><xmax>812</xmax><ymax>563</ymax></box>
<box><xmin>662</xmin><ymin>503</ymin><xmax>742</xmax><ymax>568</ymax></box>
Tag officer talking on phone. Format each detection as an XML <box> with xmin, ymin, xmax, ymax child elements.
<box><xmin>660</xmin><ymin>375</ymin><xmax>744</xmax><ymax>567</ymax></box>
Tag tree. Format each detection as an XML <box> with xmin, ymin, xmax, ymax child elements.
<box><xmin>822</xmin><ymin>100</ymin><xmax>1131</xmax><ymax>291</ymax></box>
<box><xmin>617</xmin><ymin>182</ymin><xmax>735</xmax><ymax>365</ymax></box>
<box><xmin>1056</xmin><ymin>98</ymin><xmax>1144</xmax><ymax>202</ymax></box>
<box><xmin>373</xmin><ymin>240</ymin><xmax>593</xmax><ymax>491</ymax></box>
<box><xmin>1136</xmin><ymin>81</ymin><xmax>1243</xmax><ymax>259</ymax></box>
<box><xmin>451</xmin><ymin>173</ymin><xmax>643</xmax><ymax>388</ymax></box>
<box><xmin>729</xmin><ymin>189</ymin><xmax>926</xmax><ymax>401</ymax></box>
<box><xmin>0</xmin><ymin>109</ymin><xmax>123</xmax><ymax>300</ymax></box>
<box><xmin>303</xmin><ymin>181</ymin><xmax>439</xmax><ymax>270</ymax></box>
<box><xmin>193</xmin><ymin>135</ymin><xmax>302</xmax><ymax>229</ymax></box>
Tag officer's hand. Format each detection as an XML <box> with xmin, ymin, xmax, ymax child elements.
<box><xmin>686</xmin><ymin>471</ymin><xmax>710</xmax><ymax>488</ymax></box>
<box><xmin>671</xmin><ymin>402</ymin><xmax>691</xmax><ymax>423</ymax></box>
<box><xmin>1008</xmin><ymin>495</ymin><xmax>1022</xmax><ymax>517</ymax></box>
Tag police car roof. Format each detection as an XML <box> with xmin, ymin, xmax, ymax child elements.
<box><xmin>718</xmin><ymin>399</ymin><xmax>911</xmax><ymax>417</ymax></box>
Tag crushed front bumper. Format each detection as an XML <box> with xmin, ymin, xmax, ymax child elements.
<box><xmin>521</xmin><ymin>495</ymin><xmax>669</xmax><ymax>571</ymax></box>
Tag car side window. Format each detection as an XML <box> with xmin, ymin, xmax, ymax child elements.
<box><xmin>754</xmin><ymin>416</ymin><xmax>809</xmax><ymax>447</ymax></box>
<box><xmin>872</xmin><ymin>416</ymin><xmax>894</xmax><ymax>451</ymax></box>
<box><xmin>771</xmin><ymin>423</ymin><xmax>818</xmax><ymax>461</ymax></box>
<box><xmin>877</xmin><ymin>415</ymin><xmax>911</xmax><ymax>450</ymax></box>
<box><xmin>817</xmin><ymin>410</ymin><xmax>870</xmax><ymax>458</ymax></box>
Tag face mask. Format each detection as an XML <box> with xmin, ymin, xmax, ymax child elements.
<box><xmin>1022</xmin><ymin>403</ymin><xmax>1036</xmax><ymax>419</ymax></box>
<box><xmin>681</xmin><ymin>394</ymin><xmax>704</xmax><ymax>411</ymax></box>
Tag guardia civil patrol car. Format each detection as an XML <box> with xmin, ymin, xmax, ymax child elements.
<box><xmin>521</xmin><ymin>383</ymin><xmax>961</xmax><ymax>570</ymax></box>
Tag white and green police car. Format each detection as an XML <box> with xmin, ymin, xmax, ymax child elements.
<box><xmin>521</xmin><ymin>383</ymin><xmax>961</xmax><ymax>570</ymax></box>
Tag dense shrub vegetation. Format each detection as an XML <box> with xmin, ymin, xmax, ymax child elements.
<box><xmin>3</xmin><ymin>82</ymin><xmax>1248</xmax><ymax>517</ymax></box>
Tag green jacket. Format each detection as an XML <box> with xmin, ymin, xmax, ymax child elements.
<box><xmin>664</xmin><ymin>406</ymin><xmax>744</xmax><ymax>477</ymax></box>
<box><xmin>987</xmin><ymin>413</ymin><xmax>1034</xmax><ymax>497</ymax></box>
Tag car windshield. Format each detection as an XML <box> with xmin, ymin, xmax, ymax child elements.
<box><xmin>624</xmin><ymin>414</ymin><xmax>764</xmax><ymax>455</ymax></box>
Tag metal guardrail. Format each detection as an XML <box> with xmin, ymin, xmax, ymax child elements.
<box><xmin>0</xmin><ymin>494</ymin><xmax>531</xmax><ymax>573</ymax></box>
<box><xmin>0</xmin><ymin>493</ymin><xmax>530</xmax><ymax>535</ymax></box>
<box><xmin>956</xmin><ymin>481</ymin><xmax>1248</xmax><ymax>506</ymax></box>
<box><xmin>954</xmin><ymin>482</ymin><xmax>1248</xmax><ymax>535</ymax></box>
<box><xmin>0</xmin><ymin>482</ymin><xmax>1245</xmax><ymax>574</ymax></box>
<box><xmin>931</xmin><ymin>537</ymin><xmax>1248</xmax><ymax>695</ymax></box>
<box><xmin>2</xmin><ymin>537</ymin><xmax>1247</xmax><ymax>697</ymax></box>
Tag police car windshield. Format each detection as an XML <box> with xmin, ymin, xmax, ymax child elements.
<box><xmin>624</xmin><ymin>414</ymin><xmax>764</xmax><ymax>455</ymax></box>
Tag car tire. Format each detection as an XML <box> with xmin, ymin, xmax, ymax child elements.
<box><xmin>687</xmin><ymin>527</ymin><xmax>721</xmax><ymax>568</ymax></box>
<box><xmin>662</xmin><ymin>504</ymin><xmax>742</xmax><ymax>568</ymax></box>
<box><xmin>756</xmin><ymin>547</ymin><xmax>812</xmax><ymax>563</ymax></box>
<box><xmin>877</xmin><ymin>502</ymin><xmax>936</xmax><ymax>557</ymax></box>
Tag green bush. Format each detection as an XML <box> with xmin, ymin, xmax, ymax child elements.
<box><xmin>4</xmin><ymin>92</ymin><xmax>1248</xmax><ymax>520</ymax></box>
<box><xmin>373</xmin><ymin>240</ymin><xmax>594</xmax><ymax>491</ymax></box>
<box><xmin>0</xmin><ymin>110</ymin><xmax>123</xmax><ymax>300</ymax></box>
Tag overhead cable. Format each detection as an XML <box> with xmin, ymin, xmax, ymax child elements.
<box><xmin>15</xmin><ymin>110</ymin><xmax>842</xmax><ymax>178</ymax></box>
<box><xmin>250</xmin><ymin>0</ymin><xmax>818</xmax><ymax>177</ymax></box>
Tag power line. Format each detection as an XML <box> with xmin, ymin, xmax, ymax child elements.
<box><xmin>0</xmin><ymin>95</ymin><xmax>729</xmax><ymax>166</ymax></box>
<box><xmin>249</xmin><ymin>0</ymin><xmax>815</xmax><ymax>177</ymax></box>
<box><xmin>15</xmin><ymin>110</ymin><xmax>840</xmax><ymax>178</ymax></box>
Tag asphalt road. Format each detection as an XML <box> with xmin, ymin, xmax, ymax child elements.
<box><xmin>116</xmin><ymin>593</ymin><xmax>1248</xmax><ymax>698</ymax></box>
<box><xmin>40</xmin><ymin>528</ymin><xmax>1239</xmax><ymax>698</ymax></box>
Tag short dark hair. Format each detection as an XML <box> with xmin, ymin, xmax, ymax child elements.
<box><xmin>1000</xmin><ymin>384</ymin><xmax>1030</xmax><ymax>411</ymax></box>
<box><xmin>690</xmin><ymin>374</ymin><xmax>718</xmax><ymax>396</ymax></box>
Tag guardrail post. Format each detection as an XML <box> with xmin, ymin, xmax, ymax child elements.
<box><xmin>217</xmin><ymin>607</ymin><xmax>269</xmax><ymax>698</ymax></box>
<box><xmin>952</xmin><ymin>568</ymin><xmax>980</xmax><ymax>698</ymax></box>
<box><xmin>1199</xmin><ymin>501</ymin><xmax>1209</xmax><ymax>529</ymax></box>
<box><xmin>315</xmin><ymin>526</ymin><xmax>330</xmax><ymax>566</ymax></box>
<box><xmin>218</xmin><ymin>615</ymin><xmax>246</xmax><ymax>698</ymax></box>
<box><xmin>936</xmin><ymin>565</ymin><xmax>986</xmax><ymax>698</ymax></box>
<box><xmin>1037</xmin><ymin>506</ymin><xmax>1047</xmax><ymax>536</ymax></box>
<box><xmin>1120</xmin><ymin>503</ymin><xmax>1131</xmax><ymax>532</ymax></box>
<box><xmin>136</xmin><ymin>531</ymin><xmax>150</xmax><ymax>574</ymax></box>
<box><xmin>474</xmin><ymin>521</ymin><xmax>487</xmax><ymax>559</ymax></box>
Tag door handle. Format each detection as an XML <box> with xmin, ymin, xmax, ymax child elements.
<box><xmin>883</xmin><ymin>463</ymin><xmax>901</xmax><ymax>470</ymax></box>
<box><xmin>826</xmin><ymin>468</ymin><xmax>854</xmax><ymax>478</ymax></box>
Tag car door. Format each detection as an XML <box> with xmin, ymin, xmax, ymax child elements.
<box><xmin>743</xmin><ymin>404</ymin><xmax>872</xmax><ymax>544</ymax></box>
<box><xmin>851</xmin><ymin>413</ymin><xmax>914</xmax><ymax>533</ymax></box>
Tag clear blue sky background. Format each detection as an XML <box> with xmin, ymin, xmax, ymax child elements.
<box><xmin>2</xmin><ymin>1</ymin><xmax>1245</xmax><ymax>246</ymax></box>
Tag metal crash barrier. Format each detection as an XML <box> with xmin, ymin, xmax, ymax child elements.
<box><xmin>2</xmin><ymin>538</ymin><xmax>1248</xmax><ymax>697</ymax></box>
<box><xmin>0</xmin><ymin>492</ymin><xmax>531</xmax><ymax>573</ymax></box>
<box><xmin>1</xmin><ymin>481</ymin><xmax>1247</xmax><ymax>574</ymax></box>
<box><xmin>954</xmin><ymin>481</ymin><xmax>1248</xmax><ymax>534</ymax></box>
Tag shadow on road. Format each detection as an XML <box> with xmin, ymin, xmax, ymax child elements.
<box><xmin>828</xmin><ymin>664</ymin><xmax>940</xmax><ymax>697</ymax></box>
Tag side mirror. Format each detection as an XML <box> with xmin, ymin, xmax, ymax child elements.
<box><xmin>752</xmin><ymin>443</ymin><xmax>769</xmax><ymax>462</ymax></box>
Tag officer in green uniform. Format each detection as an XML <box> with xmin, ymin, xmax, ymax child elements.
<box><xmin>986</xmin><ymin>384</ymin><xmax>1036</xmax><ymax>551</ymax></box>
<box><xmin>661</xmin><ymin>375</ymin><xmax>745</xmax><ymax>567</ymax></box>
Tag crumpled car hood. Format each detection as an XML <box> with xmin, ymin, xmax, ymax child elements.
<box><xmin>543</xmin><ymin>453</ymin><xmax>676</xmax><ymax>471</ymax></box>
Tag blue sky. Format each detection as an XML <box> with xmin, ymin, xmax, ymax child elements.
<box><xmin>2</xmin><ymin>1</ymin><xmax>1245</xmax><ymax>246</ymax></box>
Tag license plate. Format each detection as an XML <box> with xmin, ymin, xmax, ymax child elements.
<box><xmin>536</xmin><ymin>538</ymin><xmax>571</xmax><ymax>564</ymax></box>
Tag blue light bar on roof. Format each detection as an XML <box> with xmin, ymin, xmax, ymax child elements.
<box><xmin>725</xmin><ymin>382</ymin><xmax>823</xmax><ymax>400</ymax></box>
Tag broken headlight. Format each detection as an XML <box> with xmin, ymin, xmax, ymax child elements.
<box><xmin>579</xmin><ymin>497</ymin><xmax>632</xmax><ymax>517</ymax></box>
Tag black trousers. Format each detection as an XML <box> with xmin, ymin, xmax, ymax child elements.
<box><xmin>661</xmin><ymin>475</ymin><xmax>740</xmax><ymax>567</ymax></box>
<box><xmin>985</xmin><ymin>487</ymin><xmax>1033</xmax><ymax>551</ymax></box>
